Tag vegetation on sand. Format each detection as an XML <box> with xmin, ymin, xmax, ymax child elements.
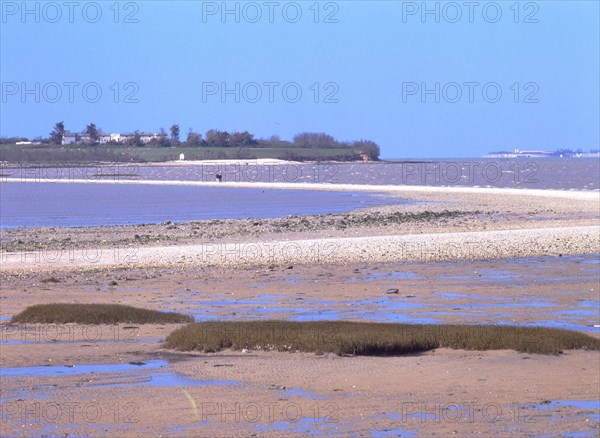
<box><xmin>164</xmin><ymin>320</ymin><xmax>600</xmax><ymax>356</ymax></box>
<box><xmin>11</xmin><ymin>303</ymin><xmax>193</xmax><ymax>324</ymax></box>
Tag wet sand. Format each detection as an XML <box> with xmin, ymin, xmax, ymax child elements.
<box><xmin>1</xmin><ymin>184</ymin><xmax>599</xmax><ymax>436</ymax></box>
<box><xmin>1</xmin><ymin>257</ymin><xmax>599</xmax><ymax>437</ymax></box>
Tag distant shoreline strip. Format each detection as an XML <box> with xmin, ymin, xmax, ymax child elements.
<box><xmin>2</xmin><ymin>178</ymin><xmax>598</xmax><ymax>201</ymax></box>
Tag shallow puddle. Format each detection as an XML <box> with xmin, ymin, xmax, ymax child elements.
<box><xmin>540</xmin><ymin>399</ymin><xmax>600</xmax><ymax>411</ymax></box>
<box><xmin>254</xmin><ymin>417</ymin><xmax>343</xmax><ymax>436</ymax></box>
<box><xmin>1</xmin><ymin>359</ymin><xmax>169</xmax><ymax>378</ymax></box>
<box><xmin>0</xmin><ymin>357</ymin><xmax>241</xmax><ymax>418</ymax></box>
<box><xmin>160</xmin><ymin>253</ymin><xmax>600</xmax><ymax>331</ymax></box>
<box><xmin>435</xmin><ymin>292</ymin><xmax>500</xmax><ymax>300</ymax></box>
<box><xmin>1</xmin><ymin>359</ymin><xmax>239</xmax><ymax>388</ymax></box>
<box><xmin>85</xmin><ymin>372</ymin><xmax>239</xmax><ymax>389</ymax></box>
<box><xmin>0</xmin><ymin>337</ymin><xmax>162</xmax><ymax>346</ymax></box>
<box><xmin>371</xmin><ymin>427</ymin><xmax>417</xmax><ymax>437</ymax></box>
<box><xmin>348</xmin><ymin>271</ymin><xmax>419</xmax><ymax>283</ymax></box>
<box><xmin>280</xmin><ymin>388</ymin><xmax>326</xmax><ymax>400</ymax></box>
<box><xmin>291</xmin><ymin>311</ymin><xmax>342</xmax><ymax>321</ymax></box>
<box><xmin>535</xmin><ymin>399</ymin><xmax>600</xmax><ymax>430</ymax></box>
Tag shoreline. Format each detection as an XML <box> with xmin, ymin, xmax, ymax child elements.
<box><xmin>2</xmin><ymin>177</ymin><xmax>599</xmax><ymax>200</ymax></box>
<box><xmin>1</xmin><ymin>182</ymin><xmax>598</xmax><ymax>272</ymax></box>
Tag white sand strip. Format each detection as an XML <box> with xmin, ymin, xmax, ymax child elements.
<box><xmin>2</xmin><ymin>178</ymin><xmax>599</xmax><ymax>201</ymax></box>
<box><xmin>2</xmin><ymin>226</ymin><xmax>598</xmax><ymax>272</ymax></box>
<box><xmin>157</xmin><ymin>158</ymin><xmax>300</xmax><ymax>166</ymax></box>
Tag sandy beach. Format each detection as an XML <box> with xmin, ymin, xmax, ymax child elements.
<box><xmin>158</xmin><ymin>158</ymin><xmax>301</xmax><ymax>166</ymax></box>
<box><xmin>2</xmin><ymin>225</ymin><xmax>599</xmax><ymax>272</ymax></box>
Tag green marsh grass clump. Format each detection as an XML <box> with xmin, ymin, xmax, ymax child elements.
<box><xmin>164</xmin><ymin>321</ymin><xmax>600</xmax><ymax>356</ymax></box>
<box><xmin>11</xmin><ymin>303</ymin><xmax>193</xmax><ymax>324</ymax></box>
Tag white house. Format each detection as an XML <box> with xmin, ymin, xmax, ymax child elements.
<box><xmin>64</xmin><ymin>132</ymin><xmax>159</xmax><ymax>145</ymax></box>
<box><xmin>140</xmin><ymin>134</ymin><xmax>159</xmax><ymax>143</ymax></box>
<box><xmin>98</xmin><ymin>133</ymin><xmax>124</xmax><ymax>144</ymax></box>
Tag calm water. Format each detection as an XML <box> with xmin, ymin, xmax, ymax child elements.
<box><xmin>1</xmin><ymin>158</ymin><xmax>597</xmax><ymax>227</ymax></box>
<box><xmin>0</xmin><ymin>182</ymin><xmax>407</xmax><ymax>228</ymax></box>
<box><xmin>3</xmin><ymin>158</ymin><xmax>597</xmax><ymax>190</ymax></box>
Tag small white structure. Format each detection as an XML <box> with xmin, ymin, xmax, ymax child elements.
<box><xmin>179</xmin><ymin>153</ymin><xmax>185</xmax><ymax>161</ymax></box>
<box><xmin>62</xmin><ymin>134</ymin><xmax>78</xmax><ymax>145</ymax></box>
<box><xmin>62</xmin><ymin>133</ymin><xmax>91</xmax><ymax>145</ymax></box>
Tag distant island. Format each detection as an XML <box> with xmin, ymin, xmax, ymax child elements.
<box><xmin>484</xmin><ymin>148</ymin><xmax>600</xmax><ymax>158</ymax></box>
<box><xmin>0</xmin><ymin>122</ymin><xmax>381</xmax><ymax>164</ymax></box>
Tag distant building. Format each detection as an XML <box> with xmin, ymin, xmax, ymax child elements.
<box><xmin>98</xmin><ymin>134</ymin><xmax>123</xmax><ymax>144</ymax></box>
<box><xmin>484</xmin><ymin>148</ymin><xmax>600</xmax><ymax>158</ymax></box>
<box><xmin>62</xmin><ymin>133</ymin><xmax>77</xmax><ymax>145</ymax></box>
<box><xmin>139</xmin><ymin>134</ymin><xmax>159</xmax><ymax>143</ymax></box>
<box><xmin>512</xmin><ymin>148</ymin><xmax>554</xmax><ymax>158</ymax></box>
<box><xmin>484</xmin><ymin>148</ymin><xmax>554</xmax><ymax>158</ymax></box>
<box><xmin>62</xmin><ymin>133</ymin><xmax>91</xmax><ymax>145</ymax></box>
<box><xmin>63</xmin><ymin>132</ymin><xmax>158</xmax><ymax>145</ymax></box>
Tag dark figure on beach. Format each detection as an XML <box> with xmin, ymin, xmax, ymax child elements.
<box><xmin>215</xmin><ymin>172</ymin><xmax>222</xmax><ymax>183</ymax></box>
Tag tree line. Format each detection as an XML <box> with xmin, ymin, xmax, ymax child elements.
<box><xmin>41</xmin><ymin>122</ymin><xmax>381</xmax><ymax>160</ymax></box>
<box><xmin>46</xmin><ymin>122</ymin><xmax>260</xmax><ymax>148</ymax></box>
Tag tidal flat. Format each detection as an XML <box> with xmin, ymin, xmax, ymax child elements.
<box><xmin>0</xmin><ymin>181</ymin><xmax>598</xmax><ymax>436</ymax></box>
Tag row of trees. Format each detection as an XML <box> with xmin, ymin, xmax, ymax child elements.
<box><xmin>48</xmin><ymin>122</ymin><xmax>260</xmax><ymax>147</ymax></box>
<box><xmin>44</xmin><ymin>122</ymin><xmax>380</xmax><ymax>160</ymax></box>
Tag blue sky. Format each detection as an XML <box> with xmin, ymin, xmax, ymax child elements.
<box><xmin>1</xmin><ymin>1</ymin><xmax>598</xmax><ymax>158</ymax></box>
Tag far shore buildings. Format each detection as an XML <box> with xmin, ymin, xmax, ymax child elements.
<box><xmin>484</xmin><ymin>148</ymin><xmax>600</xmax><ymax>158</ymax></box>
<box><xmin>62</xmin><ymin>132</ymin><xmax>159</xmax><ymax>145</ymax></box>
